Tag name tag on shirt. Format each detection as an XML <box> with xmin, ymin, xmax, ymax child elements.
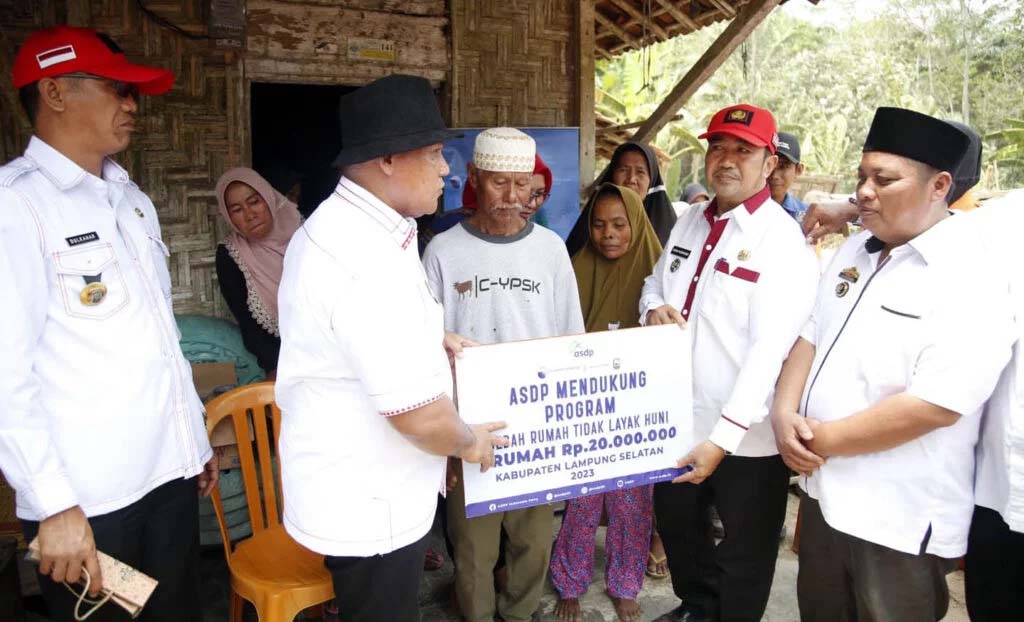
<box><xmin>671</xmin><ymin>246</ymin><xmax>691</xmax><ymax>259</ymax></box>
<box><xmin>65</xmin><ymin>231</ymin><xmax>99</xmax><ymax>247</ymax></box>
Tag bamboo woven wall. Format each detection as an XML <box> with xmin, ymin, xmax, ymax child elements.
<box><xmin>450</xmin><ymin>0</ymin><xmax>577</xmax><ymax>128</ymax></box>
<box><xmin>0</xmin><ymin>0</ymin><xmax>243</xmax><ymax>317</ymax></box>
<box><xmin>0</xmin><ymin>0</ymin><xmax>451</xmax><ymax>318</ymax></box>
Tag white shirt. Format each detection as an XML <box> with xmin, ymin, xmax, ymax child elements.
<box><xmin>276</xmin><ymin>177</ymin><xmax>451</xmax><ymax>557</ymax></box>
<box><xmin>966</xmin><ymin>193</ymin><xmax>1024</xmax><ymax>533</ymax></box>
<box><xmin>640</xmin><ymin>187</ymin><xmax>819</xmax><ymax>456</ymax></box>
<box><xmin>0</xmin><ymin>137</ymin><xmax>211</xmax><ymax>521</ymax></box>
<box><xmin>799</xmin><ymin>218</ymin><xmax>1014</xmax><ymax>557</ymax></box>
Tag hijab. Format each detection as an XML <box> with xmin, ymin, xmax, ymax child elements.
<box><xmin>215</xmin><ymin>167</ymin><xmax>303</xmax><ymax>336</ymax></box>
<box><xmin>567</xmin><ymin>142</ymin><xmax>677</xmax><ymax>255</ymax></box>
<box><xmin>572</xmin><ymin>183</ymin><xmax>663</xmax><ymax>332</ymax></box>
<box><xmin>681</xmin><ymin>182</ymin><xmax>710</xmax><ymax>203</ymax></box>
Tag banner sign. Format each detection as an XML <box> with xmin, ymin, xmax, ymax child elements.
<box><xmin>455</xmin><ymin>324</ymin><xmax>694</xmax><ymax>518</ymax></box>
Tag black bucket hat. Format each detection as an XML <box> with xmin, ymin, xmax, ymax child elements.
<box><xmin>332</xmin><ymin>74</ymin><xmax>462</xmax><ymax>168</ymax></box>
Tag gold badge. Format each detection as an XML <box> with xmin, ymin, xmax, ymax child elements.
<box><xmin>738</xmin><ymin>249</ymin><xmax>751</xmax><ymax>261</ymax></box>
<box><xmin>835</xmin><ymin>282</ymin><xmax>849</xmax><ymax>298</ymax></box>
<box><xmin>728</xmin><ymin>109</ymin><xmax>748</xmax><ymax>121</ymax></box>
<box><xmin>670</xmin><ymin>258</ymin><xmax>681</xmax><ymax>273</ymax></box>
<box><xmin>80</xmin><ymin>282</ymin><xmax>108</xmax><ymax>306</ymax></box>
<box><xmin>134</xmin><ymin>207</ymin><xmax>145</xmax><ymax>218</ymax></box>
<box><xmin>839</xmin><ymin>266</ymin><xmax>860</xmax><ymax>283</ymax></box>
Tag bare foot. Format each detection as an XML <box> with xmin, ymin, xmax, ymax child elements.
<box><xmin>554</xmin><ymin>597</ymin><xmax>582</xmax><ymax>622</ymax></box>
<box><xmin>610</xmin><ymin>596</ymin><xmax>642</xmax><ymax>622</ymax></box>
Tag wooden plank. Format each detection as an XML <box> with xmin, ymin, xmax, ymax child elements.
<box><xmin>652</xmin><ymin>0</ymin><xmax>701</xmax><ymax>31</ymax></box>
<box><xmin>66</xmin><ymin>0</ymin><xmax>91</xmax><ymax>26</ymax></box>
<box><xmin>247</xmin><ymin>1</ymin><xmax>449</xmax><ymax>82</ymax></box>
<box><xmin>595</xmin><ymin>11</ymin><xmax>641</xmax><ymax>49</ymax></box>
<box><xmin>707</xmin><ymin>0</ymin><xmax>740</xmax><ymax>19</ymax></box>
<box><xmin>606</xmin><ymin>0</ymin><xmax>670</xmax><ymax>41</ymax></box>
<box><xmin>632</xmin><ymin>0</ymin><xmax>780</xmax><ymax>144</ymax></box>
<box><xmin>577</xmin><ymin>0</ymin><xmax>597</xmax><ymax>190</ymax></box>
<box><xmin>267</xmin><ymin>0</ymin><xmax>445</xmax><ymax>15</ymax></box>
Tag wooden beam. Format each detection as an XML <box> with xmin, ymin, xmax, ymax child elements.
<box><xmin>653</xmin><ymin>0</ymin><xmax>701</xmax><ymax>31</ymax></box>
<box><xmin>595</xmin><ymin>11</ymin><xmax>642</xmax><ymax>49</ymax></box>
<box><xmin>607</xmin><ymin>0</ymin><xmax>671</xmax><ymax>41</ymax></box>
<box><xmin>595</xmin><ymin>114</ymin><xmax>684</xmax><ymax>135</ymax></box>
<box><xmin>632</xmin><ymin>0</ymin><xmax>780</xmax><ymax>144</ymax></box>
<box><xmin>577</xmin><ymin>0</ymin><xmax>597</xmax><ymax>191</ymax></box>
<box><xmin>707</xmin><ymin>0</ymin><xmax>739</xmax><ymax>19</ymax></box>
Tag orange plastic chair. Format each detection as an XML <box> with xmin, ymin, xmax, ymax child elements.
<box><xmin>205</xmin><ymin>382</ymin><xmax>334</xmax><ymax>622</ymax></box>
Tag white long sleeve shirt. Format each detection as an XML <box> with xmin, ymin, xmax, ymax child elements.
<box><xmin>966</xmin><ymin>192</ymin><xmax>1024</xmax><ymax>533</ymax></box>
<box><xmin>0</xmin><ymin>137</ymin><xmax>211</xmax><ymax>521</ymax></box>
<box><xmin>640</xmin><ymin>186</ymin><xmax>819</xmax><ymax>456</ymax></box>
<box><xmin>799</xmin><ymin>219</ymin><xmax>1014</xmax><ymax>557</ymax></box>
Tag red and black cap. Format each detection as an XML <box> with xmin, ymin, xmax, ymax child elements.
<box><xmin>699</xmin><ymin>103</ymin><xmax>779</xmax><ymax>154</ymax></box>
<box><xmin>13</xmin><ymin>26</ymin><xmax>174</xmax><ymax>95</ymax></box>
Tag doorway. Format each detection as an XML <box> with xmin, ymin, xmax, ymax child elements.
<box><xmin>250</xmin><ymin>82</ymin><xmax>357</xmax><ymax>217</ymax></box>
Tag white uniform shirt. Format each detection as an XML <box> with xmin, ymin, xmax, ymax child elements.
<box><xmin>276</xmin><ymin>177</ymin><xmax>452</xmax><ymax>557</ymax></box>
<box><xmin>800</xmin><ymin>218</ymin><xmax>1014</xmax><ymax>557</ymax></box>
<box><xmin>639</xmin><ymin>186</ymin><xmax>819</xmax><ymax>456</ymax></box>
<box><xmin>0</xmin><ymin>137</ymin><xmax>211</xmax><ymax>521</ymax></box>
<box><xmin>967</xmin><ymin>193</ymin><xmax>1024</xmax><ymax>533</ymax></box>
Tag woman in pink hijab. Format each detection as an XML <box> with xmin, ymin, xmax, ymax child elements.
<box><xmin>215</xmin><ymin>167</ymin><xmax>303</xmax><ymax>380</ymax></box>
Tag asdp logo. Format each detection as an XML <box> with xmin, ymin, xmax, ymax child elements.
<box><xmin>571</xmin><ymin>341</ymin><xmax>594</xmax><ymax>358</ymax></box>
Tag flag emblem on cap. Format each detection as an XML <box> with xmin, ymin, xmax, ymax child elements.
<box><xmin>726</xmin><ymin>109</ymin><xmax>754</xmax><ymax>126</ymax></box>
<box><xmin>36</xmin><ymin>45</ymin><xmax>77</xmax><ymax>69</ymax></box>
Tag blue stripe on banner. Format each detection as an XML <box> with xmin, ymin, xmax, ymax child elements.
<box><xmin>464</xmin><ymin>466</ymin><xmax>692</xmax><ymax>518</ymax></box>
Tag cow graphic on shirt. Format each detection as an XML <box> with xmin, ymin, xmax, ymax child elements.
<box><xmin>454</xmin><ymin>280</ymin><xmax>473</xmax><ymax>300</ymax></box>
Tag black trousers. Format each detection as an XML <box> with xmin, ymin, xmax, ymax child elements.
<box><xmin>653</xmin><ymin>454</ymin><xmax>789</xmax><ymax>622</ymax></box>
<box><xmin>797</xmin><ymin>494</ymin><xmax>955</xmax><ymax>622</ymax></box>
<box><xmin>325</xmin><ymin>531</ymin><xmax>430</xmax><ymax>622</ymax></box>
<box><xmin>22</xmin><ymin>476</ymin><xmax>202</xmax><ymax>622</ymax></box>
<box><xmin>965</xmin><ymin>505</ymin><xmax>1024</xmax><ymax>622</ymax></box>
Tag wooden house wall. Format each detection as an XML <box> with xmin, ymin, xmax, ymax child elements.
<box><xmin>1</xmin><ymin>0</ymin><xmax>584</xmax><ymax>317</ymax></box>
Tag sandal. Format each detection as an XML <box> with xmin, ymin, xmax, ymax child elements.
<box><xmin>645</xmin><ymin>551</ymin><xmax>669</xmax><ymax>579</ymax></box>
<box><xmin>423</xmin><ymin>547</ymin><xmax>445</xmax><ymax>571</ymax></box>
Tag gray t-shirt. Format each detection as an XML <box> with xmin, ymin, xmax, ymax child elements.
<box><xmin>422</xmin><ymin>220</ymin><xmax>585</xmax><ymax>344</ymax></box>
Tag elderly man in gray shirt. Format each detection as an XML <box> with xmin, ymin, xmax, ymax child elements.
<box><xmin>423</xmin><ymin>127</ymin><xmax>584</xmax><ymax>622</ymax></box>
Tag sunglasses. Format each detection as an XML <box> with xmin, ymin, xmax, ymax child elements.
<box><xmin>61</xmin><ymin>73</ymin><xmax>140</xmax><ymax>100</ymax></box>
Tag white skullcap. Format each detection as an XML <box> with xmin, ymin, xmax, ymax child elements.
<box><xmin>473</xmin><ymin>127</ymin><xmax>536</xmax><ymax>173</ymax></box>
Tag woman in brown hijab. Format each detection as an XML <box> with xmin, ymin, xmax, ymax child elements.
<box><xmin>550</xmin><ymin>184</ymin><xmax>663</xmax><ymax>622</ymax></box>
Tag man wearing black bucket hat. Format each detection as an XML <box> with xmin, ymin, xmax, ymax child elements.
<box><xmin>770</xmin><ymin>107</ymin><xmax>1014</xmax><ymax>621</ymax></box>
<box><xmin>275</xmin><ymin>74</ymin><xmax>509</xmax><ymax>622</ymax></box>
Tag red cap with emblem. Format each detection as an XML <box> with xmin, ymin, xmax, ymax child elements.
<box><xmin>698</xmin><ymin>103</ymin><xmax>779</xmax><ymax>154</ymax></box>
<box><xmin>13</xmin><ymin>26</ymin><xmax>174</xmax><ymax>95</ymax></box>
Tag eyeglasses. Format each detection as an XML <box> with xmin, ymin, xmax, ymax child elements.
<box><xmin>61</xmin><ymin>73</ymin><xmax>140</xmax><ymax>100</ymax></box>
<box><xmin>528</xmin><ymin>191</ymin><xmax>551</xmax><ymax>206</ymax></box>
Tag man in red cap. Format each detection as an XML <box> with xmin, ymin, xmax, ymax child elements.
<box><xmin>1</xmin><ymin>26</ymin><xmax>215</xmax><ymax>621</ymax></box>
<box><xmin>639</xmin><ymin>103</ymin><xmax>819</xmax><ymax>621</ymax></box>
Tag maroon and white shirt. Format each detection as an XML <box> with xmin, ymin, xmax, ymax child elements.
<box><xmin>640</xmin><ymin>185</ymin><xmax>819</xmax><ymax>457</ymax></box>
<box><xmin>276</xmin><ymin>176</ymin><xmax>451</xmax><ymax>556</ymax></box>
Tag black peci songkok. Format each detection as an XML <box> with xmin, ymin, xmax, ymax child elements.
<box><xmin>863</xmin><ymin>107</ymin><xmax>970</xmax><ymax>174</ymax></box>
